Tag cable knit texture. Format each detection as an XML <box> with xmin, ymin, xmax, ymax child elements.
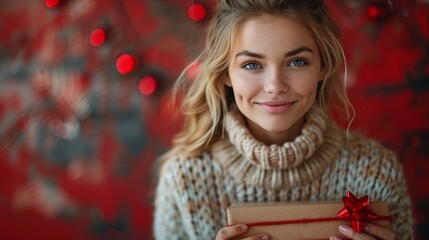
<box><xmin>214</xmin><ymin>105</ymin><xmax>342</xmax><ymax>189</ymax></box>
<box><xmin>154</xmin><ymin>106</ymin><xmax>414</xmax><ymax>239</ymax></box>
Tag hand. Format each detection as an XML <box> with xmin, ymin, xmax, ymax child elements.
<box><xmin>330</xmin><ymin>223</ymin><xmax>396</xmax><ymax>240</ymax></box>
<box><xmin>215</xmin><ymin>224</ymin><xmax>270</xmax><ymax>240</ymax></box>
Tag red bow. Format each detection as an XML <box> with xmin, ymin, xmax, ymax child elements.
<box><xmin>337</xmin><ymin>191</ymin><xmax>380</xmax><ymax>232</ymax></box>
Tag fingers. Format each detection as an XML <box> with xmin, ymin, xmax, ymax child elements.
<box><xmin>335</xmin><ymin>224</ymin><xmax>396</xmax><ymax>240</ymax></box>
<box><xmin>241</xmin><ymin>234</ymin><xmax>270</xmax><ymax>240</ymax></box>
<box><xmin>364</xmin><ymin>223</ymin><xmax>396</xmax><ymax>240</ymax></box>
<box><xmin>337</xmin><ymin>225</ymin><xmax>375</xmax><ymax>240</ymax></box>
<box><xmin>215</xmin><ymin>224</ymin><xmax>270</xmax><ymax>240</ymax></box>
<box><xmin>215</xmin><ymin>224</ymin><xmax>248</xmax><ymax>240</ymax></box>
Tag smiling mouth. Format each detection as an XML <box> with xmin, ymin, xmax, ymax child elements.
<box><xmin>257</xmin><ymin>101</ymin><xmax>296</xmax><ymax>113</ymax></box>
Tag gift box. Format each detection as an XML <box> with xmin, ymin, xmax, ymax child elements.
<box><xmin>227</xmin><ymin>192</ymin><xmax>391</xmax><ymax>240</ymax></box>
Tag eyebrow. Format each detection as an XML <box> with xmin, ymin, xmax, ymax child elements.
<box><xmin>235</xmin><ymin>46</ymin><xmax>314</xmax><ymax>58</ymax></box>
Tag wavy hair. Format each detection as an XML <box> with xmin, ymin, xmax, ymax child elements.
<box><xmin>162</xmin><ymin>0</ymin><xmax>353</xmax><ymax>162</ymax></box>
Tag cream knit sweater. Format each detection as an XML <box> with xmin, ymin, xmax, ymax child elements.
<box><xmin>154</xmin><ymin>106</ymin><xmax>414</xmax><ymax>239</ymax></box>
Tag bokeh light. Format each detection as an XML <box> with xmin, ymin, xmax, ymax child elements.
<box><xmin>89</xmin><ymin>28</ymin><xmax>107</xmax><ymax>47</ymax></box>
<box><xmin>138</xmin><ymin>76</ymin><xmax>157</xmax><ymax>96</ymax></box>
<box><xmin>366</xmin><ymin>4</ymin><xmax>388</xmax><ymax>20</ymax></box>
<box><xmin>45</xmin><ymin>0</ymin><xmax>60</xmax><ymax>8</ymax></box>
<box><xmin>188</xmin><ymin>4</ymin><xmax>206</xmax><ymax>21</ymax></box>
<box><xmin>186</xmin><ymin>61</ymin><xmax>201</xmax><ymax>80</ymax></box>
<box><xmin>116</xmin><ymin>54</ymin><xmax>136</xmax><ymax>74</ymax></box>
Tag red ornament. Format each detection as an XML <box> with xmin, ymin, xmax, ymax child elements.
<box><xmin>45</xmin><ymin>0</ymin><xmax>60</xmax><ymax>8</ymax></box>
<box><xmin>188</xmin><ymin>4</ymin><xmax>207</xmax><ymax>21</ymax></box>
<box><xmin>139</xmin><ymin>76</ymin><xmax>157</xmax><ymax>96</ymax></box>
<box><xmin>90</xmin><ymin>28</ymin><xmax>107</xmax><ymax>47</ymax></box>
<box><xmin>337</xmin><ymin>191</ymin><xmax>380</xmax><ymax>232</ymax></box>
<box><xmin>116</xmin><ymin>54</ymin><xmax>136</xmax><ymax>74</ymax></box>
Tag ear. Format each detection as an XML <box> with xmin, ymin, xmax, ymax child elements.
<box><xmin>318</xmin><ymin>67</ymin><xmax>327</xmax><ymax>82</ymax></box>
<box><xmin>224</xmin><ymin>75</ymin><xmax>232</xmax><ymax>87</ymax></box>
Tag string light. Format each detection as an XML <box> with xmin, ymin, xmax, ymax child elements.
<box><xmin>116</xmin><ymin>54</ymin><xmax>136</xmax><ymax>74</ymax></box>
<box><xmin>138</xmin><ymin>76</ymin><xmax>157</xmax><ymax>96</ymax></box>
<box><xmin>89</xmin><ymin>28</ymin><xmax>107</xmax><ymax>47</ymax></box>
<box><xmin>188</xmin><ymin>4</ymin><xmax>207</xmax><ymax>21</ymax></box>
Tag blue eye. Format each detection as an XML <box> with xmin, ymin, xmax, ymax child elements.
<box><xmin>289</xmin><ymin>59</ymin><xmax>307</xmax><ymax>67</ymax></box>
<box><xmin>242</xmin><ymin>62</ymin><xmax>261</xmax><ymax>70</ymax></box>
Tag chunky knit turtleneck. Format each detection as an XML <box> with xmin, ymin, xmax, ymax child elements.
<box><xmin>154</xmin><ymin>107</ymin><xmax>414</xmax><ymax>240</ymax></box>
<box><xmin>212</xmin><ymin>106</ymin><xmax>343</xmax><ymax>188</ymax></box>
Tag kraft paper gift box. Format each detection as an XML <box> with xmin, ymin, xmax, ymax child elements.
<box><xmin>227</xmin><ymin>192</ymin><xmax>391</xmax><ymax>240</ymax></box>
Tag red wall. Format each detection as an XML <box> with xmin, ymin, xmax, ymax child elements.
<box><xmin>0</xmin><ymin>0</ymin><xmax>428</xmax><ymax>239</ymax></box>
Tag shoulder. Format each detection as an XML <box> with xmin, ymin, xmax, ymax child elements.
<box><xmin>159</xmin><ymin>152</ymin><xmax>223</xmax><ymax>192</ymax></box>
<box><xmin>161</xmin><ymin>151</ymin><xmax>220</xmax><ymax>175</ymax></box>
<box><xmin>342</xmin><ymin>133</ymin><xmax>397</xmax><ymax>162</ymax></box>
<box><xmin>338</xmin><ymin>133</ymin><xmax>404</xmax><ymax>180</ymax></box>
<box><xmin>326</xmin><ymin>133</ymin><xmax>410</xmax><ymax>203</ymax></box>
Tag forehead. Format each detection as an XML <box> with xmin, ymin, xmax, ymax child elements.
<box><xmin>231</xmin><ymin>15</ymin><xmax>318</xmax><ymax>54</ymax></box>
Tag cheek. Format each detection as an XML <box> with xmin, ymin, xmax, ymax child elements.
<box><xmin>231</xmin><ymin>83</ymin><xmax>247</xmax><ymax>101</ymax></box>
<box><xmin>229</xmin><ymin>73</ymin><xmax>258</xmax><ymax>98</ymax></box>
<box><xmin>289</xmin><ymin>81</ymin><xmax>319</xmax><ymax>103</ymax></box>
<box><xmin>290</xmin><ymin>72</ymin><xmax>320</xmax><ymax>94</ymax></box>
<box><xmin>301</xmin><ymin>82</ymin><xmax>319</xmax><ymax>98</ymax></box>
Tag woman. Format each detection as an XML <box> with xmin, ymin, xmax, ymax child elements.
<box><xmin>154</xmin><ymin>0</ymin><xmax>414</xmax><ymax>239</ymax></box>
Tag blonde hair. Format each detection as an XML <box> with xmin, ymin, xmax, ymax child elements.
<box><xmin>162</xmin><ymin>0</ymin><xmax>353</xmax><ymax>162</ymax></box>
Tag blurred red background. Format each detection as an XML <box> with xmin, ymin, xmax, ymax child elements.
<box><xmin>0</xmin><ymin>0</ymin><xmax>428</xmax><ymax>239</ymax></box>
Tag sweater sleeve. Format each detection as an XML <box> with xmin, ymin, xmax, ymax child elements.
<box><xmin>383</xmin><ymin>154</ymin><xmax>415</xmax><ymax>240</ymax></box>
<box><xmin>153</xmin><ymin>159</ymin><xmax>188</xmax><ymax>240</ymax></box>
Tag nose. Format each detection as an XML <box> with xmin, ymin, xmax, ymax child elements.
<box><xmin>263</xmin><ymin>67</ymin><xmax>288</xmax><ymax>94</ymax></box>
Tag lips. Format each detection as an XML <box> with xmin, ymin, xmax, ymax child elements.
<box><xmin>257</xmin><ymin>101</ymin><xmax>296</xmax><ymax>113</ymax></box>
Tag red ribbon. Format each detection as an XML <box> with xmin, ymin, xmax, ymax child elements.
<box><xmin>228</xmin><ymin>191</ymin><xmax>392</xmax><ymax>234</ymax></box>
<box><xmin>337</xmin><ymin>191</ymin><xmax>382</xmax><ymax>232</ymax></box>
